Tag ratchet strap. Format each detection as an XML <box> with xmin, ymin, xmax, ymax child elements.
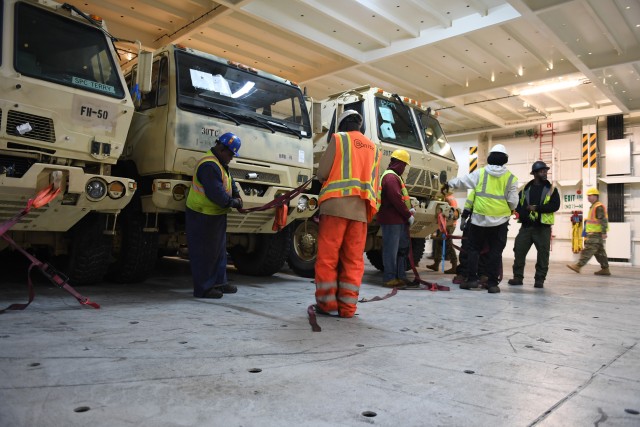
<box><xmin>237</xmin><ymin>177</ymin><xmax>314</xmax><ymax>232</ymax></box>
<box><xmin>0</xmin><ymin>182</ymin><xmax>100</xmax><ymax>313</ymax></box>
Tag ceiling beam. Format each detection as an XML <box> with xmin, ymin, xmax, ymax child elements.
<box><xmin>364</xmin><ymin>3</ymin><xmax>520</xmax><ymax>62</ymax></box>
<box><xmin>507</xmin><ymin>0</ymin><xmax>630</xmax><ymax>113</ymax></box>
<box><xmin>580</xmin><ymin>0</ymin><xmax>623</xmax><ymax>55</ymax></box>
<box><xmin>502</xmin><ymin>26</ymin><xmax>551</xmax><ymax>70</ymax></box>
<box><xmin>407</xmin><ymin>0</ymin><xmax>452</xmax><ymax>28</ymax></box>
<box><xmin>299</xmin><ymin>0</ymin><xmax>390</xmax><ymax>47</ymax></box>
<box><xmin>352</xmin><ymin>0</ymin><xmax>419</xmax><ymax>37</ymax></box>
<box><xmin>466</xmin><ymin>0</ymin><xmax>489</xmax><ymax>17</ymax></box>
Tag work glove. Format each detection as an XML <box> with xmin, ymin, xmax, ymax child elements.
<box><xmin>459</xmin><ymin>217</ymin><xmax>467</xmax><ymax>231</ymax></box>
<box><xmin>229</xmin><ymin>198</ymin><xmax>243</xmax><ymax>209</ymax></box>
<box><xmin>409</xmin><ymin>208</ymin><xmax>416</xmax><ymax>215</ymax></box>
<box><xmin>408</xmin><ymin>215</ymin><xmax>415</xmax><ymax>226</ymax></box>
<box><xmin>461</xmin><ymin>209</ymin><xmax>471</xmax><ymax>220</ymax></box>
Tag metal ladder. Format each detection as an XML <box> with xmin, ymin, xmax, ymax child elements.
<box><xmin>539</xmin><ymin>122</ymin><xmax>555</xmax><ymax>181</ymax></box>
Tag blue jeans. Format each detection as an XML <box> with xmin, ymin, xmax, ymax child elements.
<box><xmin>381</xmin><ymin>223</ymin><xmax>410</xmax><ymax>282</ymax></box>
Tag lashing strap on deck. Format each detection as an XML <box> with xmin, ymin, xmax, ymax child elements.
<box><xmin>0</xmin><ymin>183</ymin><xmax>100</xmax><ymax>313</ymax></box>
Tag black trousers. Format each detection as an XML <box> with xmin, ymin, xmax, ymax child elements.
<box><xmin>185</xmin><ymin>207</ymin><xmax>228</xmax><ymax>297</ymax></box>
<box><xmin>466</xmin><ymin>222</ymin><xmax>509</xmax><ymax>286</ymax></box>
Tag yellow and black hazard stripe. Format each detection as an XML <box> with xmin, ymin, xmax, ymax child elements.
<box><xmin>469</xmin><ymin>146</ymin><xmax>477</xmax><ymax>172</ymax></box>
<box><xmin>589</xmin><ymin>133</ymin><xmax>597</xmax><ymax>168</ymax></box>
<box><xmin>582</xmin><ymin>133</ymin><xmax>589</xmax><ymax>168</ymax></box>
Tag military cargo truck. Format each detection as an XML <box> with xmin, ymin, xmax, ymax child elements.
<box><xmin>287</xmin><ymin>86</ymin><xmax>459</xmax><ymax>277</ymax></box>
<box><xmin>0</xmin><ymin>0</ymin><xmax>138</xmax><ymax>284</ymax></box>
<box><xmin>115</xmin><ymin>44</ymin><xmax>317</xmax><ymax>282</ymax></box>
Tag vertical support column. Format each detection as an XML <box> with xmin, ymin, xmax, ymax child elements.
<box><xmin>581</xmin><ymin>120</ymin><xmax>598</xmax><ymax>197</ymax></box>
<box><xmin>469</xmin><ymin>146</ymin><xmax>477</xmax><ymax>173</ymax></box>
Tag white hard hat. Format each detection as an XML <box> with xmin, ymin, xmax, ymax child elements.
<box><xmin>337</xmin><ymin>109</ymin><xmax>362</xmax><ymax>127</ymax></box>
<box><xmin>489</xmin><ymin>144</ymin><xmax>507</xmax><ymax>155</ymax></box>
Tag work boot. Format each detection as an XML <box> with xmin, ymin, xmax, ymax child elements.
<box><xmin>383</xmin><ymin>279</ymin><xmax>404</xmax><ymax>288</ymax></box>
<box><xmin>460</xmin><ymin>279</ymin><xmax>479</xmax><ymax>290</ymax></box>
<box><xmin>508</xmin><ymin>278</ymin><xmax>523</xmax><ymax>286</ymax></box>
<box><xmin>452</xmin><ymin>274</ymin><xmax>465</xmax><ymax>285</ymax></box>
<box><xmin>444</xmin><ymin>259</ymin><xmax>458</xmax><ymax>274</ymax></box>
<box><xmin>594</xmin><ymin>267</ymin><xmax>611</xmax><ymax>276</ymax></box>
<box><xmin>487</xmin><ymin>285</ymin><xmax>501</xmax><ymax>293</ymax></box>
<box><xmin>201</xmin><ymin>287</ymin><xmax>223</xmax><ymax>299</ymax></box>
<box><xmin>534</xmin><ymin>280</ymin><xmax>544</xmax><ymax>288</ymax></box>
<box><xmin>426</xmin><ymin>263</ymin><xmax>439</xmax><ymax>271</ymax></box>
<box><xmin>566</xmin><ymin>264</ymin><xmax>581</xmax><ymax>273</ymax></box>
<box><xmin>219</xmin><ymin>284</ymin><xmax>237</xmax><ymax>294</ymax></box>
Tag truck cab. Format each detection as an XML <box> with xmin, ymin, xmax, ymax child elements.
<box><xmin>0</xmin><ymin>0</ymin><xmax>137</xmax><ymax>284</ymax></box>
<box><xmin>116</xmin><ymin>45</ymin><xmax>318</xmax><ymax>281</ymax></box>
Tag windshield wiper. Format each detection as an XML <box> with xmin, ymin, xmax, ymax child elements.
<box><xmin>202</xmin><ymin>106</ymin><xmax>240</xmax><ymax>126</ymax></box>
<box><xmin>267</xmin><ymin>120</ymin><xmax>302</xmax><ymax>139</ymax></box>
<box><xmin>234</xmin><ymin>114</ymin><xmax>276</xmax><ymax>133</ymax></box>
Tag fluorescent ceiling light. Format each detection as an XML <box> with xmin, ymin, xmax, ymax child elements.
<box><xmin>517</xmin><ymin>79</ymin><xmax>582</xmax><ymax>96</ymax></box>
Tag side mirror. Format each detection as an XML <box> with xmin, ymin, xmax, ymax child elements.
<box><xmin>136</xmin><ymin>50</ymin><xmax>154</xmax><ymax>94</ymax></box>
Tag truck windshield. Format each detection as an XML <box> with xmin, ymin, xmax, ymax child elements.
<box><xmin>374</xmin><ymin>98</ymin><xmax>421</xmax><ymax>150</ymax></box>
<box><xmin>415</xmin><ymin>111</ymin><xmax>455</xmax><ymax>160</ymax></box>
<box><xmin>14</xmin><ymin>2</ymin><xmax>125</xmax><ymax>99</ymax></box>
<box><xmin>175</xmin><ymin>50</ymin><xmax>311</xmax><ymax>138</ymax></box>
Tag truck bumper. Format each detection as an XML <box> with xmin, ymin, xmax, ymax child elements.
<box><xmin>0</xmin><ymin>164</ymin><xmax>136</xmax><ymax>232</ymax></box>
<box><xmin>148</xmin><ymin>178</ymin><xmax>318</xmax><ymax>233</ymax></box>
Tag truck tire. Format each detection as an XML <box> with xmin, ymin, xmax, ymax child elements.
<box><xmin>286</xmin><ymin>220</ymin><xmax>318</xmax><ymax>278</ymax></box>
<box><xmin>107</xmin><ymin>211</ymin><xmax>158</xmax><ymax>283</ymax></box>
<box><xmin>366</xmin><ymin>237</ymin><xmax>427</xmax><ymax>272</ymax></box>
<box><xmin>365</xmin><ymin>249</ymin><xmax>384</xmax><ymax>271</ymax></box>
<box><xmin>231</xmin><ymin>228</ymin><xmax>291</xmax><ymax>276</ymax></box>
<box><xmin>65</xmin><ymin>213</ymin><xmax>111</xmax><ymax>286</ymax></box>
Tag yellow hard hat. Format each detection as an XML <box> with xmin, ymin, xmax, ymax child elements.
<box><xmin>586</xmin><ymin>188</ymin><xmax>600</xmax><ymax>196</ymax></box>
<box><xmin>391</xmin><ymin>149</ymin><xmax>411</xmax><ymax>164</ymax></box>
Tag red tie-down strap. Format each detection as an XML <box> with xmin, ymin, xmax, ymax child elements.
<box><xmin>0</xmin><ymin>182</ymin><xmax>100</xmax><ymax>313</ymax></box>
<box><xmin>237</xmin><ymin>178</ymin><xmax>314</xmax><ymax>230</ymax></box>
<box><xmin>407</xmin><ymin>225</ymin><xmax>450</xmax><ymax>292</ymax></box>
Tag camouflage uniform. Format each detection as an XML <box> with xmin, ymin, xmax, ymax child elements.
<box><xmin>577</xmin><ymin>204</ymin><xmax>609</xmax><ymax>268</ymax></box>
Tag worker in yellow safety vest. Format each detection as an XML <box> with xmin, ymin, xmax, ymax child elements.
<box><xmin>185</xmin><ymin>132</ymin><xmax>244</xmax><ymax>299</ymax></box>
<box><xmin>508</xmin><ymin>161</ymin><xmax>560</xmax><ymax>289</ymax></box>
<box><xmin>567</xmin><ymin>188</ymin><xmax>611</xmax><ymax>276</ymax></box>
<box><xmin>443</xmin><ymin>144</ymin><xmax>519</xmax><ymax>294</ymax></box>
<box><xmin>376</xmin><ymin>149</ymin><xmax>416</xmax><ymax>288</ymax></box>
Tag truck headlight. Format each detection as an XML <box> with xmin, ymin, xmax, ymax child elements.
<box><xmin>86</xmin><ymin>178</ymin><xmax>107</xmax><ymax>201</ymax></box>
<box><xmin>173</xmin><ymin>184</ymin><xmax>188</xmax><ymax>201</ymax></box>
<box><xmin>107</xmin><ymin>181</ymin><xmax>126</xmax><ymax>199</ymax></box>
<box><xmin>297</xmin><ymin>195</ymin><xmax>309</xmax><ymax>212</ymax></box>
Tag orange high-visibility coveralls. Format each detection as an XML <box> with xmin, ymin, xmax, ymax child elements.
<box><xmin>315</xmin><ymin>131</ymin><xmax>381</xmax><ymax>317</ymax></box>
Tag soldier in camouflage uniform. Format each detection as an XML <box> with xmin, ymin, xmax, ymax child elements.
<box><xmin>567</xmin><ymin>187</ymin><xmax>611</xmax><ymax>276</ymax></box>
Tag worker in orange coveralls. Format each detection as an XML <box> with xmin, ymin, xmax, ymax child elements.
<box><xmin>314</xmin><ymin>110</ymin><xmax>381</xmax><ymax>318</ymax></box>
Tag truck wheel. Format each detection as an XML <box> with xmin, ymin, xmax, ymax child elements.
<box><xmin>366</xmin><ymin>237</ymin><xmax>426</xmax><ymax>272</ymax></box>
<box><xmin>406</xmin><ymin>237</ymin><xmax>427</xmax><ymax>270</ymax></box>
<box><xmin>107</xmin><ymin>211</ymin><xmax>158</xmax><ymax>283</ymax></box>
<box><xmin>231</xmin><ymin>228</ymin><xmax>291</xmax><ymax>276</ymax></box>
<box><xmin>366</xmin><ymin>250</ymin><xmax>384</xmax><ymax>271</ymax></box>
<box><xmin>287</xmin><ymin>220</ymin><xmax>318</xmax><ymax>278</ymax></box>
<box><xmin>65</xmin><ymin>213</ymin><xmax>111</xmax><ymax>286</ymax></box>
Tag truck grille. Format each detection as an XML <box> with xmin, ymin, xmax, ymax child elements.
<box><xmin>6</xmin><ymin>110</ymin><xmax>56</xmax><ymax>143</ymax></box>
<box><xmin>229</xmin><ymin>168</ymin><xmax>280</xmax><ymax>184</ymax></box>
<box><xmin>0</xmin><ymin>155</ymin><xmax>35</xmax><ymax>178</ymax></box>
<box><xmin>405</xmin><ymin>167</ymin><xmax>438</xmax><ymax>198</ymax></box>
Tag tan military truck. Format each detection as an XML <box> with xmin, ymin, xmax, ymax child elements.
<box><xmin>114</xmin><ymin>44</ymin><xmax>317</xmax><ymax>282</ymax></box>
<box><xmin>287</xmin><ymin>86</ymin><xmax>459</xmax><ymax>277</ymax></box>
<box><xmin>0</xmin><ymin>0</ymin><xmax>138</xmax><ymax>284</ymax></box>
